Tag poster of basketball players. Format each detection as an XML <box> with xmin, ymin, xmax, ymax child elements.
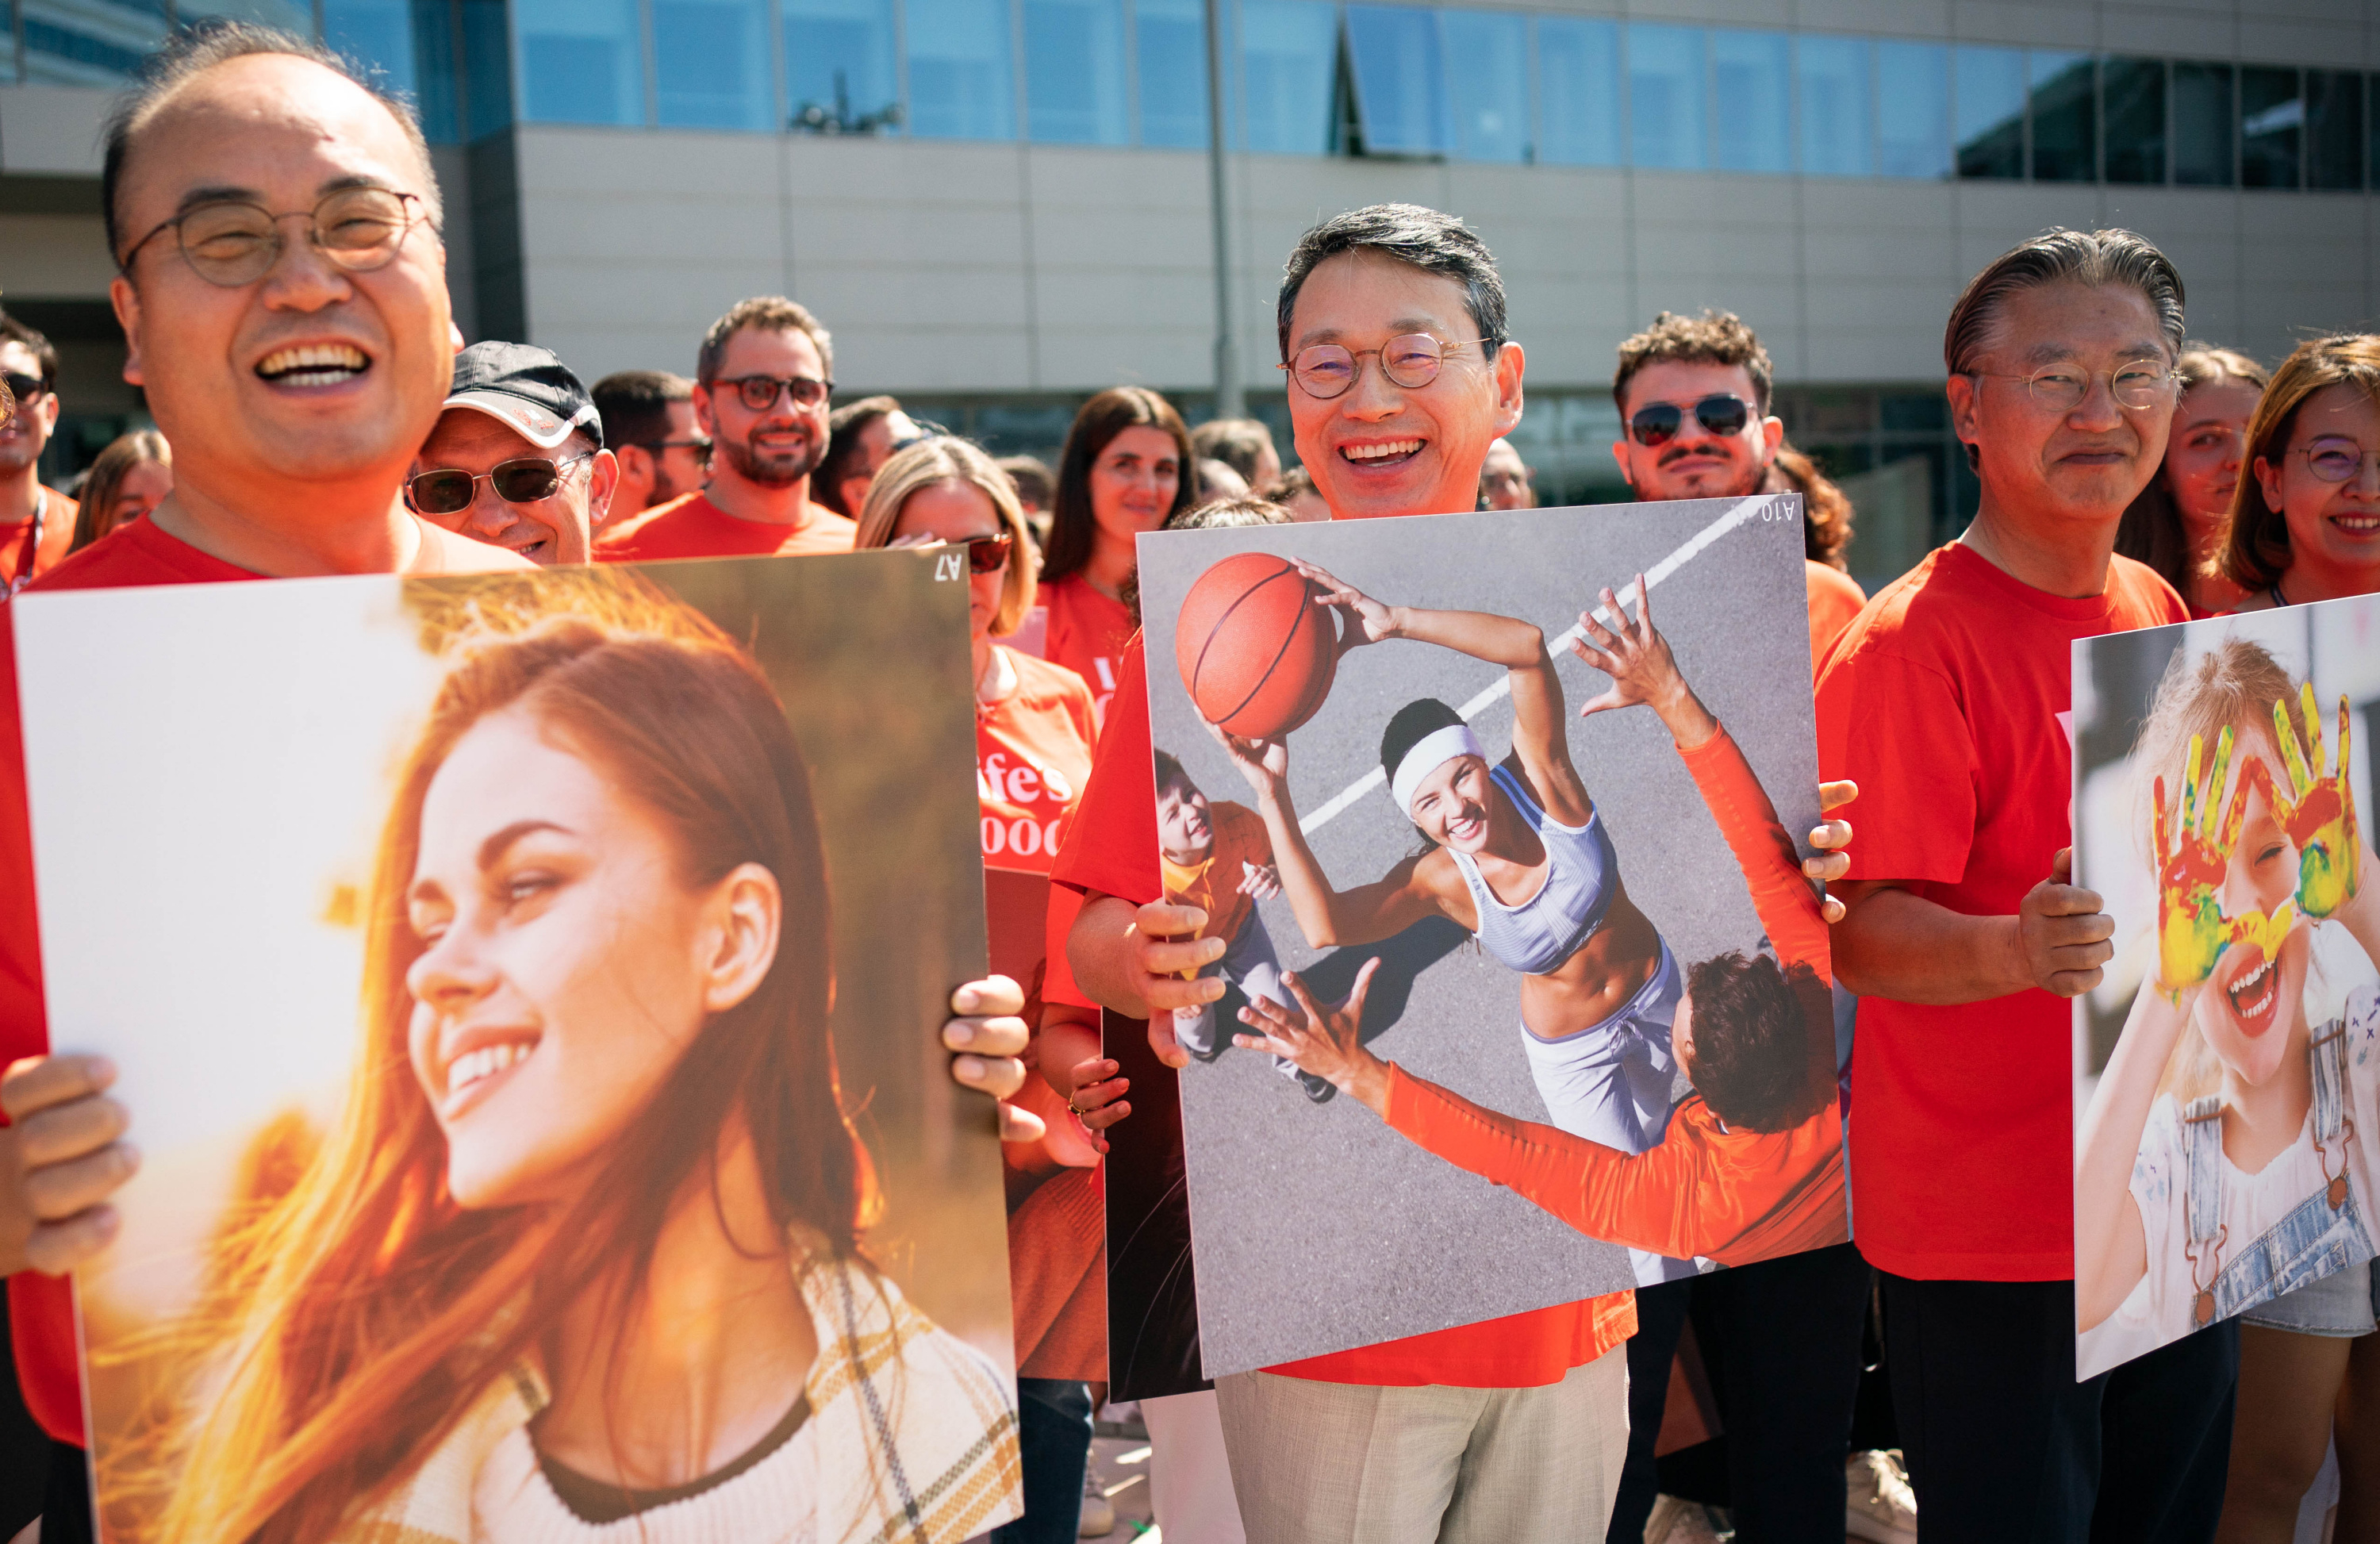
<box><xmin>13</xmin><ymin>558</ymin><xmax>1021</xmax><ymax>1542</ymax></box>
<box><xmin>2071</xmin><ymin>596</ymin><xmax>2380</xmax><ymax>1380</ymax></box>
<box><xmin>1133</xmin><ymin>495</ymin><xmax>1848</xmax><ymax>1377</ymax></box>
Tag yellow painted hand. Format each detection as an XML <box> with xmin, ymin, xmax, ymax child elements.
<box><xmin>2275</xmin><ymin>687</ymin><xmax>2361</xmax><ymax>919</ymax></box>
<box><xmin>2152</xmin><ymin>725</ymin><xmax>2286</xmax><ymax>997</ymax></box>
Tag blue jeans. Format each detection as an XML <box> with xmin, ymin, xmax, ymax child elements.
<box><xmin>994</xmin><ymin>1377</ymin><xmax>1093</xmax><ymax>1544</ymax></box>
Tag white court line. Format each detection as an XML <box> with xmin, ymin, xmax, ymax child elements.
<box><xmin>1295</xmin><ymin>495</ymin><xmax>1782</xmax><ymax>836</ymax></box>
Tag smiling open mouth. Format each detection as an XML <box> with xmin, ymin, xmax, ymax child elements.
<box><xmin>2226</xmin><ymin>954</ymin><xmax>2281</xmax><ymax>1033</ymax></box>
<box><xmin>447</xmin><ymin>1035</ymin><xmax>538</xmax><ymax>1100</ymax></box>
<box><xmin>2331</xmin><ymin>512</ymin><xmax>2380</xmax><ymax>536</ymax></box>
<box><xmin>255</xmin><ymin>343</ymin><xmax>370</xmax><ymax>388</ymax></box>
<box><xmin>1342</xmin><ymin>440</ymin><xmax>1422</xmax><ymax>467</ymax></box>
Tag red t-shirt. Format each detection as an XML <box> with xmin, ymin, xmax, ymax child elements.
<box><xmin>1040</xmin><ymin>574</ymin><xmax>1134</xmax><ymax>729</ymax></box>
<box><xmin>0</xmin><ymin>489</ymin><xmax>79</xmax><ymax>593</ymax></box>
<box><xmin>1049</xmin><ymin>632</ymin><xmax>1636</xmax><ymax>1387</ymax></box>
<box><xmin>1814</xmin><ymin>542</ymin><xmax>2185</xmax><ymax>1281</ymax></box>
<box><xmin>1804</xmin><ymin>559</ymin><xmax>1865</xmax><ymax>678</ymax></box>
<box><xmin>1</xmin><ymin>518</ymin><xmax>263</xmax><ymax>1445</ymax></box>
<box><xmin>593</xmin><ymin>490</ymin><xmax>857</xmax><ymax>562</ymax></box>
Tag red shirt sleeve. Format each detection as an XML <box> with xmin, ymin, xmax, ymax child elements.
<box><xmin>1675</xmin><ymin>725</ymin><xmax>1830</xmax><ymax>981</ymax></box>
<box><xmin>1050</xmin><ymin>633</ymin><xmax>1160</xmax><ymax>907</ymax></box>
<box><xmin>1814</xmin><ymin>647</ymin><xmax>1977</xmax><ymax>887</ymax></box>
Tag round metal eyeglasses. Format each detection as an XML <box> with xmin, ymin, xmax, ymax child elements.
<box><xmin>118</xmin><ymin>187</ymin><xmax>435</xmax><ymax>287</ymax></box>
<box><xmin>1280</xmin><ymin>334</ymin><xmax>1495</xmax><ymax>400</ymax></box>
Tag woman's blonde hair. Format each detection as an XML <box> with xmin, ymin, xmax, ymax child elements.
<box><xmin>2221</xmin><ymin>334</ymin><xmax>2380</xmax><ymax>592</ymax></box>
<box><xmin>69</xmin><ymin>428</ymin><xmax>171</xmax><ymax>553</ymax></box>
<box><xmin>2132</xmin><ymin>635</ymin><xmax>2313</xmax><ymax>1105</ymax></box>
<box><xmin>2114</xmin><ymin>348</ymin><xmax>2267</xmax><ymax>598</ymax></box>
<box><xmin>113</xmin><ymin>570</ymin><xmax>869</xmax><ymax>1543</ymax></box>
<box><xmin>854</xmin><ymin>436</ymin><xmax>1037</xmax><ymax>635</ymax></box>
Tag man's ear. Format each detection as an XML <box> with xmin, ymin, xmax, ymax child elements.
<box><xmin>1491</xmin><ymin>340</ymin><xmax>1526</xmax><ymax>439</ymax></box>
<box><xmin>692</xmin><ymin>382</ymin><xmax>720</xmax><ymax>437</ymax></box>
<box><xmin>1945</xmin><ymin>374</ymin><xmax>1982</xmax><ymax>466</ymax></box>
<box><xmin>1609</xmin><ymin>439</ymin><xmax>1635</xmax><ymax>488</ymax></box>
<box><xmin>1760</xmin><ymin>416</ymin><xmax>1785</xmax><ymax>459</ymax></box>
<box><xmin>586</xmin><ymin>447</ymin><xmax>620</xmax><ymax>530</ymax></box>
<box><xmin>110</xmin><ymin>275</ymin><xmax>145</xmax><ymax>387</ymax></box>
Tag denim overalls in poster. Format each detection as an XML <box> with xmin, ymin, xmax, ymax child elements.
<box><xmin>2183</xmin><ymin>1015</ymin><xmax>2373</xmax><ymax>1327</ymax></box>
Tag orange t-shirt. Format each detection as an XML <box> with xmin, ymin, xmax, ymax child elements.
<box><xmin>1804</xmin><ymin>559</ymin><xmax>1865</xmax><ymax>678</ymax></box>
<box><xmin>593</xmin><ymin>490</ymin><xmax>857</xmax><ymax>562</ymax></box>
<box><xmin>978</xmin><ymin>648</ymin><xmax>1098</xmax><ymax>1002</ymax></box>
<box><xmin>1049</xmin><ymin>632</ymin><xmax>1635</xmax><ymax>1387</ymax></box>
<box><xmin>1041</xmin><ymin>574</ymin><xmax>1135</xmax><ymax>728</ymax></box>
<box><xmin>0</xmin><ymin>489</ymin><xmax>79</xmax><ymax>593</ymax></box>
<box><xmin>0</xmin><ymin>518</ymin><xmax>263</xmax><ymax>1446</ymax></box>
<box><xmin>1159</xmin><ymin>800</ymin><xmax>1273</xmax><ymax>951</ymax></box>
<box><xmin>1384</xmin><ymin>724</ymin><xmax>1848</xmax><ymax>1266</ymax></box>
<box><xmin>1814</xmin><ymin>543</ymin><xmax>2185</xmax><ymax>1281</ymax></box>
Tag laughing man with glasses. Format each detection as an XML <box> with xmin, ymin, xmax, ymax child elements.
<box><xmin>409</xmin><ymin>340</ymin><xmax>619</xmax><ymax>566</ymax></box>
<box><xmin>593</xmin><ymin>295</ymin><xmax>860</xmax><ymax>563</ymax></box>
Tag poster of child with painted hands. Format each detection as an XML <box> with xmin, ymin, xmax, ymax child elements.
<box><xmin>2276</xmin><ymin>686</ymin><xmax>2361</xmax><ymax>921</ymax></box>
<box><xmin>2152</xmin><ymin>724</ymin><xmax>2294</xmax><ymax>1001</ymax></box>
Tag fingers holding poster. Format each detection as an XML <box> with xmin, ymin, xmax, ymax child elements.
<box><xmin>1135</xmin><ymin>496</ymin><xmax>1852</xmax><ymax>1377</ymax></box>
<box><xmin>13</xmin><ymin>557</ymin><xmax>1021</xmax><ymax>1541</ymax></box>
<box><xmin>2073</xmin><ymin>594</ymin><xmax>2380</xmax><ymax>1380</ymax></box>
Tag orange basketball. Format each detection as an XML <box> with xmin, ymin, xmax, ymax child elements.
<box><xmin>1174</xmin><ymin>551</ymin><xmax>1338</xmax><ymax>739</ymax></box>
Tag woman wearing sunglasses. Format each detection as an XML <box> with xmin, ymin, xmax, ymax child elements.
<box><xmin>855</xmin><ymin>438</ymin><xmax>1110</xmax><ymax>1544</ymax></box>
<box><xmin>2223</xmin><ymin>334</ymin><xmax>2380</xmax><ymax>615</ymax></box>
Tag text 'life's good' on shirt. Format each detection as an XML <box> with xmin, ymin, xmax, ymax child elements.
<box><xmin>1814</xmin><ymin>542</ymin><xmax>2186</xmax><ymax>1282</ymax></box>
<box><xmin>593</xmin><ymin>491</ymin><xmax>858</xmax><ymax>563</ymax></box>
<box><xmin>1047</xmin><ymin>630</ymin><xmax>1637</xmax><ymax>1387</ymax></box>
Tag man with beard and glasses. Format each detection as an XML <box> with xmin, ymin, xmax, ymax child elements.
<box><xmin>0</xmin><ymin>313</ymin><xmax>79</xmax><ymax>591</ymax></box>
<box><xmin>594</xmin><ymin>296</ymin><xmax>857</xmax><ymax>560</ymax></box>
<box><xmin>1603</xmin><ymin>309</ymin><xmax>1903</xmax><ymax>1544</ymax></box>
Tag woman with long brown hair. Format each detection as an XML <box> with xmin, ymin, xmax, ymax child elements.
<box><xmin>119</xmin><ymin>579</ymin><xmax>1018</xmax><ymax>1543</ymax></box>
<box><xmin>68</xmin><ymin>429</ymin><xmax>172</xmax><ymax>553</ymax></box>
<box><xmin>2115</xmin><ymin>347</ymin><xmax>2267</xmax><ymax>616</ymax></box>
<box><xmin>1038</xmin><ymin>387</ymin><xmax>1194</xmax><ymax>724</ymax></box>
<box><xmin>2223</xmin><ymin>334</ymin><xmax>2380</xmax><ymax>614</ymax></box>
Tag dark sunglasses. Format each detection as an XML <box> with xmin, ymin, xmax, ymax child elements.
<box><xmin>1627</xmin><ymin>394</ymin><xmax>1755</xmax><ymax>447</ymax></box>
<box><xmin>958</xmin><ymin>532</ymin><xmax>1014</xmax><ymax>574</ymax></box>
<box><xmin>407</xmin><ymin>451</ymin><xmax>593</xmax><ymax>516</ymax></box>
<box><xmin>1</xmin><ymin>371</ymin><xmax>49</xmax><ymax>404</ymax></box>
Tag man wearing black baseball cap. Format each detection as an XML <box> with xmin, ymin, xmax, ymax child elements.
<box><xmin>409</xmin><ymin>340</ymin><xmax>617</xmax><ymax>564</ymax></box>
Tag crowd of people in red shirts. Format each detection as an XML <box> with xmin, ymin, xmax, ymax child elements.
<box><xmin>2</xmin><ymin>18</ymin><xmax>2378</xmax><ymax>1544</ymax></box>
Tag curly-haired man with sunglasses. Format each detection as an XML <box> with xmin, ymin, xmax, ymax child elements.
<box><xmin>595</xmin><ymin>295</ymin><xmax>859</xmax><ymax>562</ymax></box>
<box><xmin>0</xmin><ymin>312</ymin><xmax>79</xmax><ymax>592</ymax></box>
<box><xmin>409</xmin><ymin>340</ymin><xmax>619</xmax><ymax>566</ymax></box>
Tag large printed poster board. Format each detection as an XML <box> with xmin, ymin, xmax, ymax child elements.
<box><xmin>2073</xmin><ymin>595</ymin><xmax>2380</xmax><ymax>1380</ymax></box>
<box><xmin>1134</xmin><ymin>496</ymin><xmax>1848</xmax><ymax>1376</ymax></box>
<box><xmin>16</xmin><ymin>556</ymin><xmax>1022</xmax><ymax>1542</ymax></box>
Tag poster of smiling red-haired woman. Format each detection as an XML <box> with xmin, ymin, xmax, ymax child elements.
<box><xmin>13</xmin><ymin>557</ymin><xmax>1020</xmax><ymax>1542</ymax></box>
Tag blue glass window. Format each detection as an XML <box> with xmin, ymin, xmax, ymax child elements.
<box><xmin>1027</xmin><ymin>0</ymin><xmax>1127</xmax><ymax>143</ymax></box>
<box><xmin>908</xmin><ymin>0</ymin><xmax>1018</xmax><ymax>140</ymax></box>
<box><xmin>1876</xmin><ymin>39</ymin><xmax>1948</xmax><ymax>178</ymax></box>
<box><xmin>1345</xmin><ymin>5</ymin><xmax>1445</xmax><ymax>156</ymax></box>
<box><xmin>324</xmin><ymin>0</ymin><xmax>420</xmax><ymax>103</ymax></box>
<box><xmin>1441</xmin><ymin>10</ymin><xmax>1528</xmax><ymax>164</ymax></box>
<box><xmin>2172</xmin><ymin>61</ymin><xmax>2233</xmax><ymax>186</ymax></box>
<box><xmin>1134</xmin><ymin>0</ymin><xmax>1208</xmax><ymax>148</ymax></box>
<box><xmin>1238</xmin><ymin>0</ymin><xmax>1336</xmax><ymax>156</ymax></box>
<box><xmin>1710</xmin><ymin>29</ymin><xmax>1788</xmax><ymax>173</ymax></box>
<box><xmin>1536</xmin><ymin>16</ymin><xmax>1621</xmax><ymax>167</ymax></box>
<box><xmin>785</xmin><ymin>0</ymin><xmax>900</xmax><ymax>133</ymax></box>
<box><xmin>2242</xmin><ymin>66</ymin><xmax>2304</xmax><ymax>190</ymax></box>
<box><xmin>2029</xmin><ymin>51</ymin><xmax>2094</xmax><ymax>182</ymax></box>
<box><xmin>462</xmin><ymin>0</ymin><xmax>514</xmax><ymax>139</ymax></box>
<box><xmin>1796</xmin><ymin>34</ymin><xmax>1871</xmax><ymax>177</ymax></box>
<box><xmin>2102</xmin><ymin>57</ymin><xmax>2164</xmax><ymax>184</ymax></box>
<box><xmin>21</xmin><ymin>1</ymin><xmax>167</xmax><ymax>85</ymax></box>
<box><xmin>1954</xmin><ymin>44</ymin><xmax>2024</xmax><ymax>179</ymax></box>
<box><xmin>176</xmin><ymin>1</ymin><xmax>313</xmax><ymax>31</ymax></box>
<box><xmin>1628</xmin><ymin>24</ymin><xmax>1706</xmax><ymax>170</ymax></box>
<box><xmin>656</xmin><ymin>0</ymin><xmax>774</xmax><ymax>129</ymax></box>
<box><xmin>2307</xmin><ymin>71</ymin><xmax>2363</xmax><ymax>190</ymax></box>
<box><xmin>515</xmin><ymin>0</ymin><xmax>643</xmax><ymax>125</ymax></box>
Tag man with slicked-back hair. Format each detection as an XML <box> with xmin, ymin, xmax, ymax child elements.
<box><xmin>1818</xmin><ymin>229</ymin><xmax>2233</xmax><ymax>1542</ymax></box>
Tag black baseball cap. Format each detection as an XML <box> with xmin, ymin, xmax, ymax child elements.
<box><xmin>444</xmin><ymin>341</ymin><xmax>604</xmax><ymax>451</ymax></box>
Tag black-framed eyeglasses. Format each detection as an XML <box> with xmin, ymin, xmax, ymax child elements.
<box><xmin>1971</xmin><ymin>360</ymin><xmax>2178</xmax><ymax>413</ymax></box>
<box><xmin>717</xmin><ymin>374</ymin><xmax>834</xmax><ymax>413</ymax></box>
<box><xmin>406</xmin><ymin>451</ymin><xmax>594</xmax><ymax>516</ymax></box>
<box><xmin>117</xmin><ymin>186</ymin><xmax>436</xmax><ymax>287</ymax></box>
<box><xmin>1</xmin><ymin>371</ymin><xmax>51</xmax><ymax>405</ymax></box>
<box><xmin>958</xmin><ymin>532</ymin><xmax>1014</xmax><ymax>574</ymax></box>
<box><xmin>1627</xmin><ymin>394</ymin><xmax>1755</xmax><ymax>447</ymax></box>
<box><xmin>1279</xmin><ymin>334</ymin><xmax>1494</xmax><ymax>399</ymax></box>
<box><xmin>2290</xmin><ymin>436</ymin><xmax>2380</xmax><ymax>484</ymax></box>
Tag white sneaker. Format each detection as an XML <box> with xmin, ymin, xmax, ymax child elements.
<box><xmin>1078</xmin><ymin>1462</ymin><xmax>1116</xmax><ymax>1537</ymax></box>
<box><xmin>1846</xmin><ymin>1449</ymin><xmax>1917</xmax><ymax>1544</ymax></box>
<box><xmin>1643</xmin><ymin>1493</ymin><xmax>1728</xmax><ymax>1544</ymax></box>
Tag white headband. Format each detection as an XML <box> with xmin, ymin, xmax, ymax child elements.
<box><xmin>1391</xmin><ymin>724</ymin><xmax>1484</xmax><ymax>817</ymax></box>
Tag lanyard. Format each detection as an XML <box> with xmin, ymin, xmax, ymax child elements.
<box><xmin>4</xmin><ymin>490</ymin><xmax>44</xmax><ymax>599</ymax></box>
